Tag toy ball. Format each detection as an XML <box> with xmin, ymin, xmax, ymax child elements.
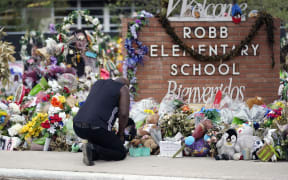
<box><xmin>204</xmin><ymin>134</ymin><xmax>211</xmax><ymax>142</ymax></box>
<box><xmin>185</xmin><ymin>136</ymin><xmax>195</xmax><ymax>146</ymax></box>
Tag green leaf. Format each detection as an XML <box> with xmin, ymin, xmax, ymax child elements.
<box><xmin>32</xmin><ymin>137</ymin><xmax>46</xmax><ymax>145</ymax></box>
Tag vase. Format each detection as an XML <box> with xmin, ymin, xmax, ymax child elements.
<box><xmin>43</xmin><ymin>137</ymin><xmax>51</xmax><ymax>151</ymax></box>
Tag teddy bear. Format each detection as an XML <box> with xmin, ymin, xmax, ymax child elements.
<box><xmin>246</xmin><ymin>96</ymin><xmax>264</xmax><ymax>109</ymax></box>
<box><xmin>130</xmin><ymin>135</ymin><xmax>158</xmax><ymax>154</ymax></box>
<box><xmin>137</xmin><ymin>114</ymin><xmax>159</xmax><ymax>137</ymax></box>
<box><xmin>215</xmin><ymin>129</ymin><xmax>241</xmax><ymax>160</ymax></box>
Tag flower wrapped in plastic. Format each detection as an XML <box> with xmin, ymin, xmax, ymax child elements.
<box><xmin>19</xmin><ymin>113</ymin><xmax>48</xmax><ymax>140</ymax></box>
<box><xmin>8</xmin><ymin>123</ymin><xmax>23</xmax><ymax>137</ymax></box>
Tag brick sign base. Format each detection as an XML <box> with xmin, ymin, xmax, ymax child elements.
<box><xmin>122</xmin><ymin>18</ymin><xmax>280</xmax><ymax>104</ymax></box>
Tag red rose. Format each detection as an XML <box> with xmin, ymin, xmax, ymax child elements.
<box><xmin>63</xmin><ymin>87</ymin><xmax>70</xmax><ymax>94</ymax></box>
<box><xmin>41</xmin><ymin>120</ymin><xmax>50</xmax><ymax>129</ymax></box>
<box><xmin>50</xmin><ymin>114</ymin><xmax>62</xmax><ymax>123</ymax></box>
<box><xmin>50</xmin><ymin>118</ymin><xmax>56</xmax><ymax>124</ymax></box>
<box><xmin>59</xmin><ymin>34</ymin><xmax>62</xmax><ymax>42</ymax></box>
<box><xmin>42</xmin><ymin>97</ymin><xmax>48</xmax><ymax>102</ymax></box>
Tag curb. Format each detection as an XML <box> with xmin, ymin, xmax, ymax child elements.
<box><xmin>0</xmin><ymin>168</ymin><xmax>217</xmax><ymax>180</ymax></box>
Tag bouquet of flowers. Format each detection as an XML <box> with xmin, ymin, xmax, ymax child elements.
<box><xmin>19</xmin><ymin>113</ymin><xmax>48</xmax><ymax>140</ymax></box>
<box><xmin>41</xmin><ymin>114</ymin><xmax>64</xmax><ymax>137</ymax></box>
<box><xmin>265</xmin><ymin>108</ymin><xmax>282</xmax><ymax>127</ymax></box>
<box><xmin>160</xmin><ymin>112</ymin><xmax>194</xmax><ymax>138</ymax></box>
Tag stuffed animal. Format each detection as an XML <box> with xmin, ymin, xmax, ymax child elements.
<box><xmin>193</xmin><ymin>119</ymin><xmax>213</xmax><ymax>140</ymax></box>
<box><xmin>236</xmin><ymin>124</ymin><xmax>262</xmax><ymax>160</ymax></box>
<box><xmin>215</xmin><ymin>129</ymin><xmax>241</xmax><ymax>160</ymax></box>
<box><xmin>142</xmin><ymin>135</ymin><xmax>158</xmax><ymax>154</ymax></box>
<box><xmin>276</xmin><ymin>122</ymin><xmax>288</xmax><ymax>138</ymax></box>
<box><xmin>130</xmin><ymin>135</ymin><xmax>158</xmax><ymax>154</ymax></box>
<box><xmin>263</xmin><ymin>129</ymin><xmax>277</xmax><ymax>162</ymax></box>
<box><xmin>185</xmin><ymin>119</ymin><xmax>213</xmax><ymax>146</ymax></box>
<box><xmin>246</xmin><ymin>96</ymin><xmax>264</xmax><ymax>109</ymax></box>
<box><xmin>252</xmin><ymin>139</ymin><xmax>264</xmax><ymax>160</ymax></box>
<box><xmin>248</xmin><ymin>10</ymin><xmax>259</xmax><ymax>18</ymax></box>
<box><xmin>137</xmin><ymin>114</ymin><xmax>159</xmax><ymax>136</ymax></box>
<box><xmin>231</xmin><ymin>0</ymin><xmax>242</xmax><ymax>24</ymax></box>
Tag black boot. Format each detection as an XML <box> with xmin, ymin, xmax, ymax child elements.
<box><xmin>82</xmin><ymin>143</ymin><xmax>94</xmax><ymax>166</ymax></box>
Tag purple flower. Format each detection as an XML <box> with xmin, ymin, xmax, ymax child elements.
<box><xmin>135</xmin><ymin>19</ymin><xmax>141</xmax><ymax>24</ymax></box>
<box><xmin>49</xmin><ymin>24</ymin><xmax>57</xmax><ymax>34</ymax></box>
<box><xmin>50</xmin><ymin>56</ymin><xmax>57</xmax><ymax>65</ymax></box>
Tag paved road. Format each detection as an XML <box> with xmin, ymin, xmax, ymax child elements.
<box><xmin>0</xmin><ymin>151</ymin><xmax>287</xmax><ymax>180</ymax></box>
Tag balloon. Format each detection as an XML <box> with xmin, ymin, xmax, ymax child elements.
<box><xmin>0</xmin><ymin>116</ymin><xmax>6</xmax><ymax>123</ymax></box>
<box><xmin>204</xmin><ymin>134</ymin><xmax>211</xmax><ymax>142</ymax></box>
<box><xmin>185</xmin><ymin>136</ymin><xmax>195</xmax><ymax>146</ymax></box>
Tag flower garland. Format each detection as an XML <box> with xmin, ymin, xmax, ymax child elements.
<box><xmin>20</xmin><ymin>30</ymin><xmax>45</xmax><ymax>62</ymax></box>
<box><xmin>158</xmin><ymin>2</ymin><xmax>275</xmax><ymax>67</ymax></box>
<box><xmin>124</xmin><ymin>11</ymin><xmax>153</xmax><ymax>100</ymax></box>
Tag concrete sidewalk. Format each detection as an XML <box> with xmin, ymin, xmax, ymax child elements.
<box><xmin>0</xmin><ymin>151</ymin><xmax>287</xmax><ymax>180</ymax></box>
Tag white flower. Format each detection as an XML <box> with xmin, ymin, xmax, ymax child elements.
<box><xmin>141</xmin><ymin>10</ymin><xmax>153</xmax><ymax>18</ymax></box>
<box><xmin>63</xmin><ymin>17</ymin><xmax>68</xmax><ymax>22</ymax></box>
<box><xmin>92</xmin><ymin>18</ymin><xmax>99</xmax><ymax>25</ymax></box>
<box><xmin>30</xmin><ymin>31</ymin><xmax>36</xmax><ymax>37</ymax></box>
<box><xmin>72</xmin><ymin>107</ymin><xmax>79</xmax><ymax>116</ymax></box>
<box><xmin>10</xmin><ymin>115</ymin><xmax>25</xmax><ymax>123</ymax></box>
<box><xmin>62</xmin><ymin>24</ymin><xmax>71</xmax><ymax>32</ymax></box>
<box><xmin>84</xmin><ymin>15</ymin><xmax>89</xmax><ymax>22</ymax></box>
<box><xmin>72</xmin><ymin>107</ymin><xmax>79</xmax><ymax>113</ymax></box>
<box><xmin>48</xmin><ymin>126</ymin><xmax>56</xmax><ymax>134</ymax></box>
<box><xmin>59</xmin><ymin>112</ymin><xmax>67</xmax><ymax>123</ymax></box>
<box><xmin>87</xmin><ymin>16</ymin><xmax>93</xmax><ymax>22</ymax></box>
<box><xmin>9</xmin><ymin>103</ymin><xmax>21</xmax><ymax>114</ymax></box>
<box><xmin>97</xmin><ymin>24</ymin><xmax>103</xmax><ymax>31</ymax></box>
<box><xmin>69</xmin><ymin>49</ymin><xmax>74</xmax><ymax>55</ymax></box>
<box><xmin>132</xmin><ymin>12</ymin><xmax>138</xmax><ymax>18</ymax></box>
<box><xmin>8</xmin><ymin>124</ymin><xmax>23</xmax><ymax>137</ymax></box>
<box><xmin>0</xmin><ymin>102</ymin><xmax>8</xmax><ymax>111</ymax></box>
<box><xmin>92</xmin><ymin>45</ymin><xmax>99</xmax><ymax>52</ymax></box>
<box><xmin>22</xmin><ymin>45</ymin><xmax>27</xmax><ymax>50</ymax></box>
<box><xmin>48</xmin><ymin>80</ymin><xmax>61</xmax><ymax>92</ymax></box>
<box><xmin>48</xmin><ymin>106</ymin><xmax>61</xmax><ymax>116</ymax></box>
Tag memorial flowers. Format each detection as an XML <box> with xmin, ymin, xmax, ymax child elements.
<box><xmin>0</xmin><ymin>28</ymin><xmax>16</xmax><ymax>86</ymax></box>
<box><xmin>41</xmin><ymin>114</ymin><xmax>64</xmax><ymax>137</ymax></box>
<box><xmin>20</xmin><ymin>113</ymin><xmax>48</xmax><ymax>140</ymax></box>
<box><xmin>8</xmin><ymin>123</ymin><xmax>23</xmax><ymax>137</ymax></box>
<box><xmin>124</xmin><ymin>11</ymin><xmax>153</xmax><ymax>100</ymax></box>
<box><xmin>265</xmin><ymin>108</ymin><xmax>283</xmax><ymax>127</ymax></box>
